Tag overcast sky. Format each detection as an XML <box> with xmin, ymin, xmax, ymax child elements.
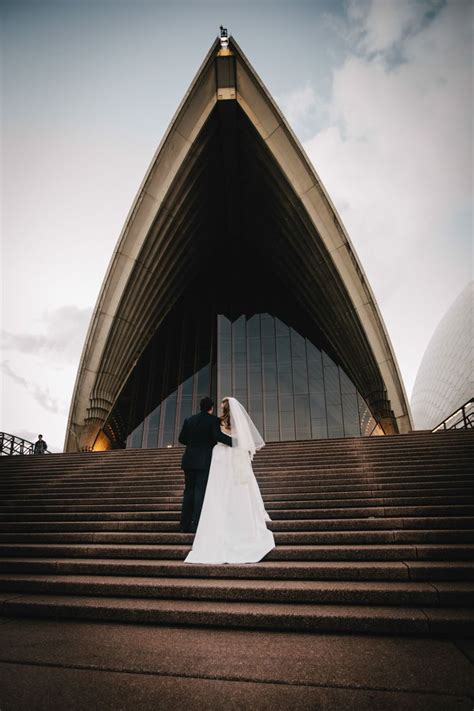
<box><xmin>1</xmin><ymin>0</ymin><xmax>472</xmax><ymax>452</ymax></box>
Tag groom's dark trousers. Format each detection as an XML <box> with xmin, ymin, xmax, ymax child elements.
<box><xmin>178</xmin><ymin>411</ymin><xmax>232</xmax><ymax>533</ymax></box>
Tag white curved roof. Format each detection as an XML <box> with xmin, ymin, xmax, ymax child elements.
<box><xmin>65</xmin><ymin>36</ymin><xmax>413</xmax><ymax>452</ymax></box>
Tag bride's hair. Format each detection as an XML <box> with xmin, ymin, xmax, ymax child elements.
<box><xmin>220</xmin><ymin>398</ymin><xmax>231</xmax><ymax>429</ymax></box>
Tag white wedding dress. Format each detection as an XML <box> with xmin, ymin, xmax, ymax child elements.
<box><xmin>184</xmin><ymin>397</ymin><xmax>276</xmax><ymax>564</ymax></box>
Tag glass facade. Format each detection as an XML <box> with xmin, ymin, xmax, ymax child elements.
<box><xmin>123</xmin><ymin>312</ymin><xmax>381</xmax><ymax>449</ymax></box>
<box><xmin>126</xmin><ymin>299</ymin><xmax>217</xmax><ymax>449</ymax></box>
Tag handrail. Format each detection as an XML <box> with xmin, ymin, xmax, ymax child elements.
<box><xmin>0</xmin><ymin>432</ymin><xmax>51</xmax><ymax>456</ymax></box>
<box><xmin>431</xmin><ymin>398</ymin><xmax>474</xmax><ymax>432</ymax></box>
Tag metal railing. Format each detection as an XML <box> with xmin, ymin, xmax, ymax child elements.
<box><xmin>431</xmin><ymin>398</ymin><xmax>474</xmax><ymax>432</ymax></box>
<box><xmin>0</xmin><ymin>432</ymin><xmax>51</xmax><ymax>456</ymax></box>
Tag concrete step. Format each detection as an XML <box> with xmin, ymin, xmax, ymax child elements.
<box><xmin>7</xmin><ymin>451</ymin><xmax>452</xmax><ymax>468</ymax></box>
<box><xmin>2</xmin><ymin>457</ymin><xmax>472</xmax><ymax>477</ymax></box>
<box><xmin>2</xmin><ymin>474</ymin><xmax>474</xmax><ymax>496</ymax></box>
<box><xmin>0</xmin><ymin>464</ymin><xmax>474</xmax><ymax>489</ymax></box>
<box><xmin>1</xmin><ymin>557</ymin><xmax>472</xmax><ymax>581</ymax></box>
<box><xmin>2</xmin><ymin>495</ymin><xmax>474</xmax><ymax>514</ymax></box>
<box><xmin>1</xmin><ymin>516</ymin><xmax>473</xmax><ymax>533</ymax></box>
<box><xmin>3</xmin><ymin>483</ymin><xmax>474</xmax><ymax>503</ymax></box>
<box><xmin>3</xmin><ymin>459</ymin><xmax>473</xmax><ymax>478</ymax></box>
<box><xmin>0</xmin><ymin>529</ymin><xmax>472</xmax><ymax>545</ymax></box>
<box><xmin>0</xmin><ymin>542</ymin><xmax>473</xmax><ymax>561</ymax></box>
<box><xmin>3</xmin><ymin>470</ymin><xmax>473</xmax><ymax>492</ymax></box>
<box><xmin>2</xmin><ymin>442</ymin><xmax>471</xmax><ymax>466</ymax></box>
<box><xmin>1</xmin><ymin>592</ymin><xmax>472</xmax><ymax>637</ymax></box>
<box><xmin>0</xmin><ymin>442</ymin><xmax>474</xmax><ymax>468</ymax></box>
<box><xmin>1</xmin><ymin>573</ymin><xmax>473</xmax><ymax>606</ymax></box>
<box><xmin>1</xmin><ymin>504</ymin><xmax>473</xmax><ymax>521</ymax></box>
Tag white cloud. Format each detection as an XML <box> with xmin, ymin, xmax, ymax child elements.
<box><xmin>298</xmin><ymin>0</ymin><xmax>472</xmax><ymax>400</ymax></box>
<box><xmin>276</xmin><ymin>82</ymin><xmax>329</xmax><ymax>138</ymax></box>
<box><xmin>0</xmin><ymin>305</ymin><xmax>89</xmax><ymax>450</ymax></box>
<box><xmin>353</xmin><ymin>0</ymin><xmax>428</xmax><ymax>53</ymax></box>
<box><xmin>1</xmin><ymin>304</ymin><xmax>92</xmax><ymax>362</ymax></box>
<box><xmin>1</xmin><ymin>360</ymin><xmax>68</xmax><ymax>415</ymax></box>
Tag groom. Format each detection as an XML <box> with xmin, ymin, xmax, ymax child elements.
<box><xmin>178</xmin><ymin>396</ymin><xmax>233</xmax><ymax>533</ymax></box>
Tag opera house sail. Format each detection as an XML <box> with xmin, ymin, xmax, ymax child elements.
<box><xmin>64</xmin><ymin>33</ymin><xmax>413</xmax><ymax>453</ymax></box>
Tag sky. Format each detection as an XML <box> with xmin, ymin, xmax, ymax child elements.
<box><xmin>1</xmin><ymin>0</ymin><xmax>472</xmax><ymax>452</ymax></box>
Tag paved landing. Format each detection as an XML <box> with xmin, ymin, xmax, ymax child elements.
<box><xmin>0</xmin><ymin>616</ymin><xmax>472</xmax><ymax>710</ymax></box>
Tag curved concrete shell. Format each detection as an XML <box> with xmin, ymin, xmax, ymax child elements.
<box><xmin>411</xmin><ymin>281</ymin><xmax>473</xmax><ymax>429</ymax></box>
<box><xmin>64</xmin><ymin>35</ymin><xmax>413</xmax><ymax>452</ymax></box>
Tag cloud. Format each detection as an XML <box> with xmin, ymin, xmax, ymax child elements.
<box><xmin>279</xmin><ymin>0</ymin><xmax>472</xmax><ymax>398</ymax></box>
<box><xmin>1</xmin><ymin>360</ymin><xmax>29</xmax><ymax>388</ymax></box>
<box><xmin>350</xmin><ymin>0</ymin><xmax>431</xmax><ymax>54</ymax></box>
<box><xmin>1</xmin><ymin>360</ymin><xmax>68</xmax><ymax>415</ymax></box>
<box><xmin>276</xmin><ymin>82</ymin><xmax>329</xmax><ymax>140</ymax></box>
<box><xmin>1</xmin><ymin>304</ymin><xmax>92</xmax><ymax>363</ymax></box>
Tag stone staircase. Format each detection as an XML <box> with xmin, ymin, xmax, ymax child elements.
<box><xmin>0</xmin><ymin>429</ymin><xmax>473</xmax><ymax>637</ymax></box>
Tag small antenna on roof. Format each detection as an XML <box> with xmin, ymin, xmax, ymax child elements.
<box><xmin>219</xmin><ymin>25</ymin><xmax>229</xmax><ymax>49</ymax></box>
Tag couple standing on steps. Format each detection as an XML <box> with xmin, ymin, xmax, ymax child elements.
<box><xmin>178</xmin><ymin>396</ymin><xmax>275</xmax><ymax>564</ymax></box>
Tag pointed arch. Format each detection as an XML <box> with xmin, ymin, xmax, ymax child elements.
<box><xmin>65</xmin><ymin>36</ymin><xmax>412</xmax><ymax>452</ymax></box>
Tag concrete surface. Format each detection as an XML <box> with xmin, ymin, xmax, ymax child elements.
<box><xmin>0</xmin><ymin>616</ymin><xmax>472</xmax><ymax>710</ymax></box>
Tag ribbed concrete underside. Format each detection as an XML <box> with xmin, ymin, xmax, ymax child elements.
<box><xmin>66</xmin><ymin>36</ymin><xmax>413</xmax><ymax>452</ymax></box>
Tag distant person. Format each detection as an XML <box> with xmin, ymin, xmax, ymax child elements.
<box><xmin>33</xmin><ymin>434</ymin><xmax>48</xmax><ymax>455</ymax></box>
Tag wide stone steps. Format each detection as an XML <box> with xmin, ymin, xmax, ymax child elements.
<box><xmin>2</xmin><ymin>477</ymin><xmax>473</xmax><ymax>496</ymax></box>
<box><xmin>1</xmin><ymin>516</ymin><xmax>473</xmax><ymax>532</ymax></box>
<box><xmin>0</xmin><ymin>542</ymin><xmax>472</xmax><ymax>561</ymax></box>
<box><xmin>2</xmin><ymin>469</ymin><xmax>472</xmax><ymax>484</ymax></box>
<box><xmin>1</xmin><ymin>505</ymin><xmax>473</xmax><ymax>520</ymax></box>
<box><xmin>0</xmin><ymin>462</ymin><xmax>472</xmax><ymax>481</ymax></box>
<box><xmin>2</xmin><ymin>499</ymin><xmax>473</xmax><ymax>516</ymax></box>
<box><xmin>0</xmin><ymin>429</ymin><xmax>473</xmax><ymax>637</ymax></box>
<box><xmin>1</xmin><ymin>573</ymin><xmax>473</xmax><ymax>606</ymax></box>
<box><xmin>2</xmin><ymin>482</ymin><xmax>474</xmax><ymax>501</ymax></box>
<box><xmin>0</xmin><ymin>530</ymin><xmax>472</xmax><ymax>545</ymax></box>
<box><xmin>0</xmin><ymin>593</ymin><xmax>471</xmax><ymax>636</ymax></box>
<box><xmin>1</xmin><ymin>557</ymin><xmax>472</xmax><ymax>581</ymax></box>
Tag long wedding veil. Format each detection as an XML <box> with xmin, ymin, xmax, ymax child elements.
<box><xmin>224</xmin><ymin>396</ymin><xmax>265</xmax><ymax>460</ymax></box>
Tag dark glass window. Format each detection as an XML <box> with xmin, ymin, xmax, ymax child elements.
<box><xmin>248</xmin><ymin>367</ymin><xmax>263</xmax><ymax>396</ymax></box>
<box><xmin>276</xmin><ymin>338</ymin><xmax>291</xmax><ymax>365</ymax></box>
<box><xmin>234</xmin><ymin>366</ymin><xmax>247</xmax><ymax>391</ymax></box>
<box><xmin>219</xmin><ymin>339</ymin><xmax>231</xmax><ymax>362</ymax></box>
<box><xmin>264</xmin><ymin>395</ymin><xmax>279</xmax><ymax>430</ymax></box>
<box><xmin>263</xmin><ymin>364</ymin><xmax>277</xmax><ymax>393</ymax></box>
<box><xmin>280</xmin><ymin>409</ymin><xmax>295</xmax><ymax>429</ymax></box>
<box><xmin>247</xmin><ymin>315</ymin><xmax>260</xmax><ymax>338</ymax></box>
<box><xmin>342</xmin><ymin>392</ymin><xmax>361</xmax><ymax>437</ymax></box>
<box><xmin>130</xmin><ymin>423</ymin><xmax>144</xmax><ymax>448</ymax></box>
<box><xmin>292</xmin><ymin>359</ymin><xmax>308</xmax><ymax>394</ymax></box>
<box><xmin>248</xmin><ymin>338</ymin><xmax>261</xmax><ymax>364</ymax></box>
<box><xmin>196</xmin><ymin>365</ymin><xmax>210</xmax><ymax>398</ymax></box>
<box><xmin>310</xmin><ymin>392</ymin><xmax>326</xmax><ymax>419</ymax></box>
<box><xmin>278</xmin><ymin>370</ymin><xmax>293</xmax><ymax>395</ymax></box>
<box><xmin>261</xmin><ymin>316</ymin><xmax>275</xmax><ymax>339</ymax></box>
<box><xmin>145</xmin><ymin>406</ymin><xmax>160</xmax><ymax>449</ymax></box>
<box><xmin>124</xmin><ymin>310</ymin><xmax>382</xmax><ymax>448</ymax></box>
<box><xmin>295</xmin><ymin>394</ymin><xmax>310</xmax><ymax>438</ymax></box>
<box><xmin>311</xmin><ymin>418</ymin><xmax>328</xmax><ymax>438</ymax></box>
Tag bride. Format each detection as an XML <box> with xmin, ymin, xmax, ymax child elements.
<box><xmin>184</xmin><ymin>396</ymin><xmax>276</xmax><ymax>564</ymax></box>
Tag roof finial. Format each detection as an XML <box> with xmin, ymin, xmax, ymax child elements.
<box><xmin>219</xmin><ymin>25</ymin><xmax>229</xmax><ymax>49</ymax></box>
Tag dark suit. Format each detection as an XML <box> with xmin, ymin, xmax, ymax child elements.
<box><xmin>178</xmin><ymin>411</ymin><xmax>232</xmax><ymax>533</ymax></box>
